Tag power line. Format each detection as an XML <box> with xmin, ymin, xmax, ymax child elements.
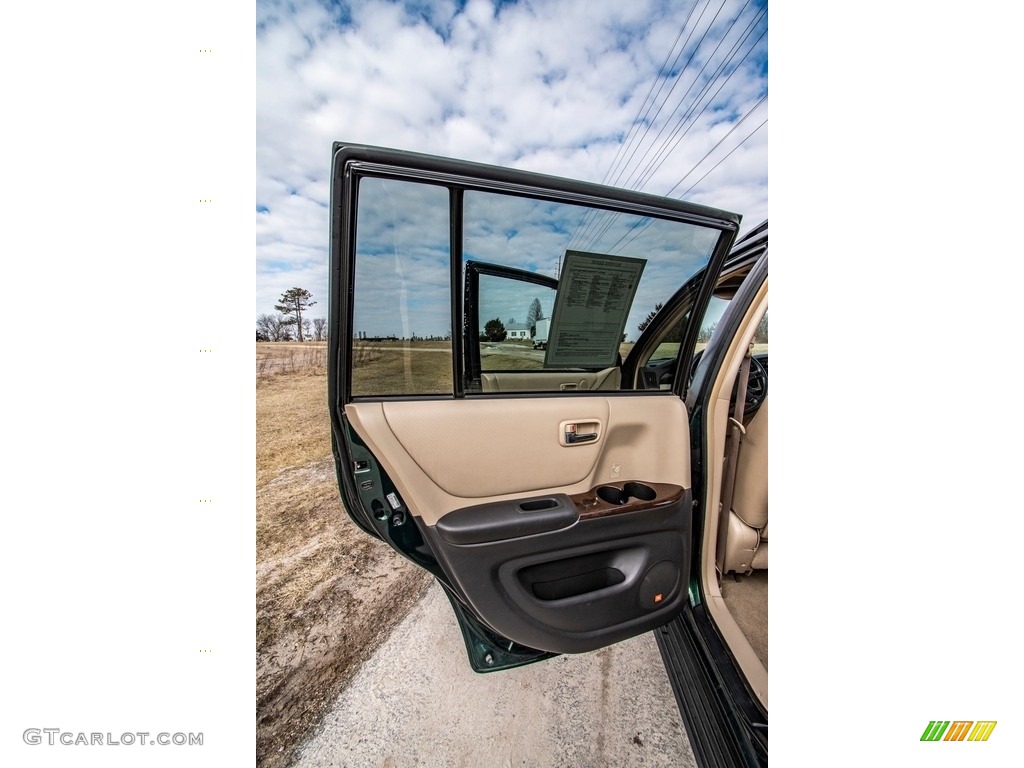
<box><xmin>663</xmin><ymin>96</ymin><xmax>767</xmax><ymax>198</ymax></box>
<box><xmin>605</xmin><ymin>0</ymin><xmax>728</xmax><ymax>190</ymax></box>
<box><xmin>569</xmin><ymin>0</ymin><xmax>708</xmax><ymax>251</ymax></box>
<box><xmin>627</xmin><ymin>9</ymin><xmax>766</xmax><ymax>192</ymax></box>
<box><xmin>581</xmin><ymin>6</ymin><xmax>766</xmax><ymax>251</ymax></box>
<box><xmin>577</xmin><ymin>0</ymin><xmax>770</xmax><ymax>252</ymax></box>
<box><xmin>674</xmin><ymin>117</ymin><xmax>767</xmax><ymax>198</ymax></box>
<box><xmin>596</xmin><ymin>0</ymin><xmax>704</xmax><ymax>189</ymax></box>
<box><xmin>609</xmin><ymin>116</ymin><xmax>767</xmax><ymax>255</ymax></box>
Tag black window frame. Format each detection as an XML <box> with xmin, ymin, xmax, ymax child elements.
<box><xmin>329</xmin><ymin>143</ymin><xmax>741</xmax><ymax>407</ymax></box>
<box><xmin>463</xmin><ymin>260</ymin><xmax>559</xmax><ymax>385</ymax></box>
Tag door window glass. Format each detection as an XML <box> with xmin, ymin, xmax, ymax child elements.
<box><xmin>351</xmin><ymin>178</ymin><xmax>452</xmax><ymax>396</ymax></box>
<box><xmin>347</xmin><ymin>175</ymin><xmax>727</xmax><ymax>398</ymax></box>
<box><xmin>464</xmin><ymin>190</ymin><xmax>719</xmax><ymax>388</ymax></box>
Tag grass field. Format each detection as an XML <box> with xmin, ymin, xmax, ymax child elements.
<box><xmin>256</xmin><ymin>342</ymin><xmax>429</xmax><ymax>768</ymax></box>
<box><xmin>350</xmin><ymin>341</ymin><xmax>454</xmax><ymax>396</ymax></box>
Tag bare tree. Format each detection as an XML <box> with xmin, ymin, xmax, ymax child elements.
<box><xmin>275</xmin><ymin>287</ymin><xmax>316</xmax><ymax>342</ymax></box>
<box><xmin>257</xmin><ymin>313</ymin><xmax>292</xmax><ymax>342</ymax></box>
<box><xmin>312</xmin><ymin>317</ymin><xmax>328</xmax><ymax>341</ymax></box>
<box><xmin>257</xmin><ymin>314</ymin><xmax>274</xmax><ymax>340</ymax></box>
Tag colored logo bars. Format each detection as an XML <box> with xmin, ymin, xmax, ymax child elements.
<box><xmin>920</xmin><ymin>721</ymin><xmax>997</xmax><ymax>742</ymax></box>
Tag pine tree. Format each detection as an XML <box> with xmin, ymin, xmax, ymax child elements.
<box><xmin>275</xmin><ymin>288</ymin><xmax>316</xmax><ymax>342</ymax></box>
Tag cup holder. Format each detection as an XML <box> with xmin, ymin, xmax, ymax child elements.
<box><xmin>624</xmin><ymin>482</ymin><xmax>657</xmax><ymax>501</ymax></box>
<box><xmin>595</xmin><ymin>482</ymin><xmax>657</xmax><ymax>505</ymax></box>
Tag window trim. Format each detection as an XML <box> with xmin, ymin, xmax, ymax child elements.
<box><xmin>464</xmin><ymin>260</ymin><xmax>558</xmax><ymax>385</ymax></box>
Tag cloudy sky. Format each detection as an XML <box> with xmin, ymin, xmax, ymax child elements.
<box><xmin>256</xmin><ymin>0</ymin><xmax>768</xmax><ymax>322</ymax></box>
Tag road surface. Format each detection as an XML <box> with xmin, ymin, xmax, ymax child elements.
<box><xmin>294</xmin><ymin>582</ymin><xmax>696</xmax><ymax>767</ymax></box>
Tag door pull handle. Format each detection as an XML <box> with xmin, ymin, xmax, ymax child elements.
<box><xmin>562</xmin><ymin>420</ymin><xmax>602</xmax><ymax>446</ymax></box>
<box><xmin>565</xmin><ymin>429</ymin><xmax>598</xmax><ymax>444</ymax></box>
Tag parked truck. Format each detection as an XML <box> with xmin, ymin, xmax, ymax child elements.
<box><xmin>532</xmin><ymin>318</ymin><xmax>550</xmax><ymax>349</ymax></box>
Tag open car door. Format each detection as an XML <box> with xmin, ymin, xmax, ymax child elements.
<box><xmin>328</xmin><ymin>143</ymin><xmax>740</xmax><ymax>672</ymax></box>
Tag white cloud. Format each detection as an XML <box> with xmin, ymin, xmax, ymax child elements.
<box><xmin>257</xmin><ymin>0</ymin><xmax>768</xmax><ymax>320</ymax></box>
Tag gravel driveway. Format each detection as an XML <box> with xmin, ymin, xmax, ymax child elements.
<box><xmin>294</xmin><ymin>582</ymin><xmax>696</xmax><ymax>767</ymax></box>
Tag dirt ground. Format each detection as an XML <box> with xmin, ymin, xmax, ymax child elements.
<box><xmin>256</xmin><ymin>343</ymin><xmax>430</xmax><ymax>768</ymax></box>
<box><xmin>295</xmin><ymin>583</ymin><xmax>695</xmax><ymax>768</ymax></box>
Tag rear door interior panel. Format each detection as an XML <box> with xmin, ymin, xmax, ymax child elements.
<box><xmin>329</xmin><ymin>143</ymin><xmax>740</xmax><ymax>665</ymax></box>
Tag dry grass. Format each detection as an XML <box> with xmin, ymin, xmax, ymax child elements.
<box><xmin>351</xmin><ymin>344</ymin><xmax>454</xmax><ymax>396</ymax></box>
<box><xmin>257</xmin><ymin>342</ymin><xmax>328</xmax><ymax>378</ymax></box>
<box><xmin>480</xmin><ymin>354</ymin><xmax>545</xmax><ymax>369</ymax></box>
<box><xmin>256</xmin><ymin>374</ymin><xmax>332</xmax><ymax>487</ymax></box>
<box><xmin>256</xmin><ymin>352</ymin><xmax>430</xmax><ymax>768</ymax></box>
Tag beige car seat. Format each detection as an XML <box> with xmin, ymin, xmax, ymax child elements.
<box><xmin>720</xmin><ymin>396</ymin><xmax>768</xmax><ymax>574</ymax></box>
<box><xmin>480</xmin><ymin>366</ymin><xmax>621</xmax><ymax>393</ymax></box>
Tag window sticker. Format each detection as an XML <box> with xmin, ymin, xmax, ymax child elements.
<box><xmin>544</xmin><ymin>251</ymin><xmax>646</xmax><ymax>368</ymax></box>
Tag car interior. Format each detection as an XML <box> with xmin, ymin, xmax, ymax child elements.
<box><xmin>695</xmin><ymin>274</ymin><xmax>769</xmax><ymax>709</ymax></box>
<box><xmin>623</xmin><ymin>252</ymin><xmax>768</xmax><ymax>707</ymax></box>
<box><xmin>345</xmin><ymin>260</ymin><xmax>768</xmax><ymax>695</ymax></box>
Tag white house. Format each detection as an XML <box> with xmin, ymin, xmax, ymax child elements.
<box><xmin>504</xmin><ymin>323</ymin><xmax>531</xmax><ymax>340</ymax></box>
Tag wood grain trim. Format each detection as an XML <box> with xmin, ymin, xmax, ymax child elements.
<box><xmin>571</xmin><ymin>481</ymin><xmax>685</xmax><ymax>521</ymax></box>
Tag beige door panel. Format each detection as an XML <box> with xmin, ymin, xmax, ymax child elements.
<box><xmin>345</xmin><ymin>396</ymin><xmax>690</xmax><ymax>526</ymax></box>
<box><xmin>480</xmin><ymin>367</ymin><xmax>621</xmax><ymax>393</ymax></box>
